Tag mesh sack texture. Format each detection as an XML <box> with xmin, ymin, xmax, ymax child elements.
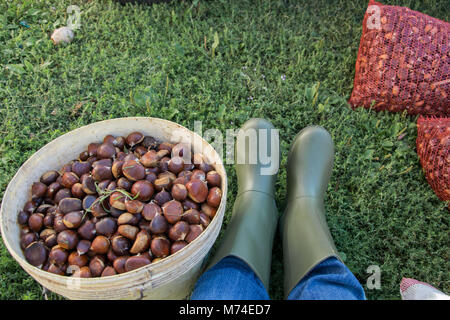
<box><xmin>416</xmin><ymin>116</ymin><xmax>449</xmax><ymax>203</ymax></box>
<box><xmin>349</xmin><ymin>0</ymin><xmax>450</xmax><ymax>116</ymax></box>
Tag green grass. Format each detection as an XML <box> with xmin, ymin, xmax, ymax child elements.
<box><xmin>0</xmin><ymin>0</ymin><xmax>448</xmax><ymax>300</ymax></box>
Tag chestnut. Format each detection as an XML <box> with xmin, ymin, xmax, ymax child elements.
<box><xmin>130</xmin><ymin>230</ymin><xmax>151</xmax><ymax>254</ymax></box>
<box><xmin>113</xmin><ymin>256</ymin><xmax>129</xmax><ymax>274</ymax></box>
<box><xmin>168</xmin><ymin>156</ymin><xmax>184</xmax><ymax>174</ymax></box>
<box><xmin>31</xmin><ymin>182</ymin><xmax>47</xmax><ymax>200</ymax></box>
<box><xmin>162</xmin><ymin>200</ymin><xmax>183</xmax><ymax>224</ymax></box>
<box><xmin>54</xmin><ymin>188</ymin><xmax>72</xmax><ymax>204</ymax></box>
<box><xmin>117</xmin><ymin>177</ymin><xmax>132</xmax><ymax>191</ymax></box>
<box><xmin>61</xmin><ymin>172</ymin><xmax>79</xmax><ymax>188</ymax></box>
<box><xmin>149</xmin><ymin>214</ymin><xmax>168</xmax><ymax>234</ymax></box>
<box><xmin>107</xmin><ymin>248</ymin><xmax>119</xmax><ymax>261</ymax></box>
<box><xmin>20</xmin><ymin>232</ymin><xmax>38</xmax><ymax>250</ymax></box>
<box><xmin>158</xmin><ymin>156</ymin><xmax>170</xmax><ymax>172</ymax></box>
<box><xmin>47</xmin><ymin>263</ymin><xmax>65</xmax><ymax>275</ymax></box>
<box><xmin>71</xmin><ymin>183</ymin><xmax>86</xmax><ymax>199</ymax></box>
<box><xmin>171</xmin><ymin>241</ymin><xmax>187</xmax><ymax>254</ymax></box>
<box><xmin>95</xmin><ymin>217</ymin><xmax>117</xmax><ymax>236</ymax></box>
<box><xmin>68</xmin><ymin>251</ymin><xmax>88</xmax><ymax>268</ymax></box>
<box><xmin>199</xmin><ymin>212</ymin><xmax>211</xmax><ymax>228</ymax></box>
<box><xmin>57</xmin><ymin>230</ymin><xmax>79</xmax><ymax>250</ymax></box>
<box><xmin>153</xmin><ymin>176</ymin><xmax>172</xmax><ymax>191</ymax></box>
<box><xmin>141</xmin><ymin>150</ymin><xmax>159</xmax><ymax>167</ymax></box>
<box><xmin>113</xmin><ymin>136</ymin><xmax>126</xmax><ymax>149</ymax></box>
<box><xmin>186</xmin><ymin>179</ymin><xmax>208</xmax><ymax>203</ymax></box>
<box><xmin>111</xmin><ymin>235</ymin><xmax>130</xmax><ymax>256</ymax></box>
<box><xmin>24</xmin><ymin>241</ymin><xmax>47</xmax><ymax>267</ymax></box>
<box><xmin>53</xmin><ymin>214</ymin><xmax>69</xmax><ymax>233</ymax></box>
<box><xmin>193</xmin><ymin>153</ymin><xmax>212</xmax><ymax>172</ymax></box>
<box><xmin>73</xmin><ymin>266</ymin><xmax>92</xmax><ymax>278</ymax></box>
<box><xmin>40</xmin><ymin>170</ymin><xmax>59</xmax><ymax>185</ymax></box>
<box><xmin>77</xmin><ymin>240</ymin><xmax>91</xmax><ymax>255</ymax></box>
<box><xmin>71</xmin><ymin>161</ymin><xmax>92</xmax><ymax>177</ymax></box>
<box><xmin>101</xmin><ymin>266</ymin><xmax>117</xmax><ymax>277</ymax></box>
<box><xmin>145</xmin><ymin>171</ymin><xmax>157</xmax><ymax>184</ymax></box>
<box><xmin>158</xmin><ymin>142</ymin><xmax>173</xmax><ymax>153</ymax></box>
<box><xmin>134</xmin><ymin>146</ymin><xmax>148</xmax><ymax>158</ymax></box>
<box><xmin>142</xmin><ymin>202</ymin><xmax>162</xmax><ymax>221</ymax></box>
<box><xmin>17</xmin><ymin>210</ymin><xmax>30</xmax><ymax>226</ymax></box>
<box><xmin>88</xmin><ymin>142</ymin><xmax>100</xmax><ymax>157</ymax></box>
<box><xmin>110</xmin><ymin>206</ymin><xmax>125</xmax><ymax>218</ymax></box>
<box><xmin>142</xmin><ymin>136</ymin><xmax>158</xmax><ymax>149</ymax></box>
<box><xmin>122</xmin><ymin>160</ymin><xmax>145</xmax><ymax>181</ymax></box>
<box><xmin>97</xmin><ymin>143</ymin><xmax>116</xmax><ymax>159</ymax></box>
<box><xmin>89</xmin><ymin>256</ymin><xmax>105</xmax><ymax>277</ymax></box>
<box><xmin>23</xmin><ymin>200</ymin><xmax>37</xmax><ymax>214</ymax></box>
<box><xmin>126</xmin><ymin>132</ymin><xmax>144</xmax><ymax>147</ymax></box>
<box><xmin>186</xmin><ymin>224</ymin><xmax>204</xmax><ymax>243</ymax></box>
<box><xmin>49</xmin><ymin>246</ymin><xmax>68</xmax><ymax>265</ymax></box>
<box><xmin>63</xmin><ymin>211</ymin><xmax>84</xmax><ymax>229</ymax></box>
<box><xmin>79</xmin><ymin>151</ymin><xmax>89</xmax><ymax>161</ymax></box>
<box><xmin>112</xmin><ymin>160</ymin><xmax>124</xmax><ymax>179</ymax></box>
<box><xmin>118</xmin><ymin>224</ymin><xmax>139</xmax><ymax>240</ymax></box>
<box><xmin>154</xmin><ymin>189</ymin><xmax>172</xmax><ymax>206</ymax></box>
<box><xmin>124</xmin><ymin>255</ymin><xmax>150</xmax><ymax>272</ymax></box>
<box><xmin>171</xmin><ymin>183</ymin><xmax>187</xmax><ymax>201</ymax></box>
<box><xmin>109</xmin><ymin>191</ymin><xmax>127</xmax><ymax>210</ymax></box>
<box><xmin>150</xmin><ymin>236</ymin><xmax>170</xmax><ymax>258</ymax></box>
<box><xmin>207</xmin><ymin>187</ymin><xmax>222</xmax><ymax>208</ymax></box>
<box><xmin>28</xmin><ymin>213</ymin><xmax>44</xmax><ymax>232</ymax></box>
<box><xmin>183</xmin><ymin>199</ymin><xmax>199</xmax><ymax>211</ymax></box>
<box><xmin>78</xmin><ymin>219</ymin><xmax>96</xmax><ymax>240</ymax></box>
<box><xmin>91</xmin><ymin>164</ymin><xmax>112</xmax><ymax>181</ymax></box>
<box><xmin>90</xmin><ymin>201</ymin><xmax>108</xmax><ymax>218</ymax></box>
<box><xmin>118</xmin><ymin>212</ymin><xmax>139</xmax><ymax>226</ymax></box>
<box><xmin>168</xmin><ymin>221</ymin><xmax>190</xmax><ymax>241</ymax></box>
<box><xmin>201</xmin><ymin>203</ymin><xmax>217</xmax><ymax>219</ymax></box>
<box><xmin>82</xmin><ymin>195</ymin><xmax>97</xmax><ymax>211</ymax></box>
<box><xmin>81</xmin><ymin>175</ymin><xmax>96</xmax><ymax>195</ymax></box>
<box><xmin>206</xmin><ymin>170</ymin><xmax>221</xmax><ymax>187</ymax></box>
<box><xmin>125</xmin><ymin>199</ymin><xmax>144</xmax><ymax>214</ymax></box>
<box><xmin>182</xmin><ymin>209</ymin><xmax>200</xmax><ymax>224</ymax></box>
<box><xmin>58</xmin><ymin>197</ymin><xmax>82</xmax><ymax>214</ymax></box>
<box><xmin>130</xmin><ymin>180</ymin><xmax>154</xmax><ymax>202</ymax></box>
<box><xmin>191</xmin><ymin>169</ymin><xmax>206</xmax><ymax>181</ymax></box>
<box><xmin>46</xmin><ymin>181</ymin><xmax>62</xmax><ymax>199</ymax></box>
<box><xmin>43</xmin><ymin>213</ymin><xmax>55</xmax><ymax>228</ymax></box>
<box><xmin>90</xmin><ymin>235</ymin><xmax>110</xmax><ymax>255</ymax></box>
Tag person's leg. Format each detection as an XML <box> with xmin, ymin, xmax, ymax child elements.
<box><xmin>287</xmin><ymin>257</ymin><xmax>366</xmax><ymax>300</ymax></box>
<box><xmin>194</xmin><ymin>119</ymin><xmax>279</xmax><ymax>300</ymax></box>
<box><xmin>191</xmin><ymin>256</ymin><xmax>270</xmax><ymax>300</ymax></box>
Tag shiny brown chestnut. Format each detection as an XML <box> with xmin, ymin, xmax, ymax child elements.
<box><xmin>154</xmin><ymin>189</ymin><xmax>172</xmax><ymax>206</ymax></box>
<box><xmin>68</xmin><ymin>251</ymin><xmax>88</xmax><ymax>268</ymax></box>
<box><xmin>122</xmin><ymin>160</ymin><xmax>145</xmax><ymax>181</ymax></box>
<box><xmin>182</xmin><ymin>209</ymin><xmax>201</xmax><ymax>224</ymax></box>
<box><xmin>126</xmin><ymin>132</ymin><xmax>144</xmax><ymax>147</ymax></box>
<box><xmin>201</xmin><ymin>203</ymin><xmax>218</xmax><ymax>219</ymax></box>
<box><xmin>97</xmin><ymin>142</ymin><xmax>116</xmax><ymax>159</ymax></box>
<box><xmin>109</xmin><ymin>191</ymin><xmax>127</xmax><ymax>210</ymax></box>
<box><xmin>186</xmin><ymin>179</ymin><xmax>208</xmax><ymax>203</ymax></box>
<box><xmin>89</xmin><ymin>256</ymin><xmax>105</xmax><ymax>277</ymax></box>
<box><xmin>168</xmin><ymin>221</ymin><xmax>190</xmax><ymax>241</ymax></box>
<box><xmin>49</xmin><ymin>246</ymin><xmax>68</xmax><ymax>265</ymax></box>
<box><xmin>57</xmin><ymin>230</ymin><xmax>79</xmax><ymax>250</ymax></box>
<box><xmin>130</xmin><ymin>230</ymin><xmax>151</xmax><ymax>254</ymax></box>
<box><xmin>72</xmin><ymin>266</ymin><xmax>92</xmax><ymax>278</ymax></box>
<box><xmin>28</xmin><ymin>213</ymin><xmax>44</xmax><ymax>232</ymax></box>
<box><xmin>113</xmin><ymin>256</ymin><xmax>129</xmax><ymax>274</ymax></box>
<box><xmin>172</xmin><ymin>183</ymin><xmax>187</xmax><ymax>201</ymax></box>
<box><xmin>142</xmin><ymin>202</ymin><xmax>162</xmax><ymax>221</ymax></box>
<box><xmin>61</xmin><ymin>172</ymin><xmax>79</xmax><ymax>189</ymax></box>
<box><xmin>78</xmin><ymin>219</ymin><xmax>96</xmax><ymax>240</ymax></box>
<box><xmin>118</xmin><ymin>212</ymin><xmax>139</xmax><ymax>226</ymax></box>
<box><xmin>95</xmin><ymin>217</ymin><xmax>117</xmax><ymax>236</ymax></box>
<box><xmin>150</xmin><ymin>236</ymin><xmax>170</xmax><ymax>258</ymax></box>
<box><xmin>63</xmin><ymin>211</ymin><xmax>84</xmax><ymax>229</ymax></box>
<box><xmin>58</xmin><ymin>197</ymin><xmax>82</xmax><ymax>214</ymax></box>
<box><xmin>130</xmin><ymin>180</ymin><xmax>154</xmax><ymax>202</ymax></box>
<box><xmin>77</xmin><ymin>240</ymin><xmax>91</xmax><ymax>255</ymax></box>
<box><xmin>186</xmin><ymin>224</ymin><xmax>204</xmax><ymax>243</ymax></box>
<box><xmin>207</xmin><ymin>187</ymin><xmax>222</xmax><ymax>208</ymax></box>
<box><xmin>101</xmin><ymin>266</ymin><xmax>117</xmax><ymax>277</ymax></box>
<box><xmin>118</xmin><ymin>224</ymin><xmax>139</xmax><ymax>240</ymax></box>
<box><xmin>111</xmin><ymin>235</ymin><xmax>130</xmax><ymax>256</ymax></box>
<box><xmin>162</xmin><ymin>200</ymin><xmax>183</xmax><ymax>224</ymax></box>
<box><xmin>90</xmin><ymin>235</ymin><xmax>110</xmax><ymax>254</ymax></box>
<box><xmin>149</xmin><ymin>214</ymin><xmax>168</xmax><ymax>234</ymax></box>
<box><xmin>206</xmin><ymin>170</ymin><xmax>221</xmax><ymax>187</ymax></box>
<box><xmin>24</xmin><ymin>241</ymin><xmax>48</xmax><ymax>267</ymax></box>
<box><xmin>171</xmin><ymin>241</ymin><xmax>188</xmax><ymax>254</ymax></box>
<box><xmin>125</xmin><ymin>255</ymin><xmax>150</xmax><ymax>272</ymax></box>
<box><xmin>31</xmin><ymin>182</ymin><xmax>47</xmax><ymax>199</ymax></box>
<box><xmin>40</xmin><ymin>170</ymin><xmax>60</xmax><ymax>185</ymax></box>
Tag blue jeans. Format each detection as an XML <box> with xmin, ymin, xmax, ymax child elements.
<box><xmin>191</xmin><ymin>256</ymin><xmax>366</xmax><ymax>300</ymax></box>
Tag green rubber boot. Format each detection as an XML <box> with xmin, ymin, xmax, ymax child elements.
<box><xmin>280</xmin><ymin>126</ymin><xmax>342</xmax><ymax>297</ymax></box>
<box><xmin>206</xmin><ymin>118</ymin><xmax>279</xmax><ymax>290</ymax></box>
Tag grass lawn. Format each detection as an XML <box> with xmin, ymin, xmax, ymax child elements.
<box><xmin>0</xmin><ymin>0</ymin><xmax>448</xmax><ymax>300</ymax></box>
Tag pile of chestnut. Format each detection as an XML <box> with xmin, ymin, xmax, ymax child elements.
<box><xmin>18</xmin><ymin>132</ymin><xmax>222</xmax><ymax>278</ymax></box>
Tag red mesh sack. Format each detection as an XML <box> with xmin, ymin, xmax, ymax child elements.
<box><xmin>349</xmin><ymin>0</ymin><xmax>450</xmax><ymax>116</ymax></box>
<box><xmin>416</xmin><ymin>116</ymin><xmax>449</xmax><ymax>203</ymax></box>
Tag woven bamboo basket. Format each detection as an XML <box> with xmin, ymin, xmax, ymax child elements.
<box><xmin>0</xmin><ymin>117</ymin><xmax>227</xmax><ymax>300</ymax></box>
